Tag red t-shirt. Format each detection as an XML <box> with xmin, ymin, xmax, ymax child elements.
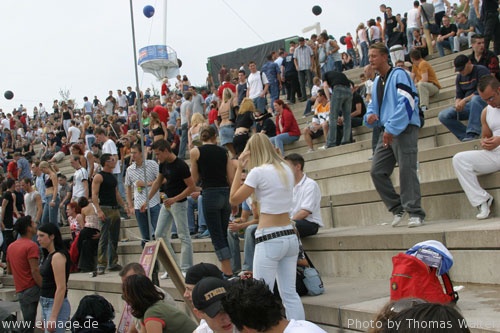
<box><xmin>161</xmin><ymin>83</ymin><xmax>169</xmax><ymax>96</ymax></box>
<box><xmin>153</xmin><ymin>105</ymin><xmax>169</xmax><ymax>124</ymax></box>
<box><xmin>7</xmin><ymin>161</ymin><xmax>18</xmax><ymax>179</ymax></box>
<box><xmin>217</xmin><ymin>82</ymin><xmax>236</xmax><ymax>99</ymax></box>
<box><xmin>345</xmin><ymin>35</ymin><xmax>354</xmax><ymax>49</ymax></box>
<box><xmin>9</xmin><ymin>118</ymin><xmax>15</xmax><ymax>129</ymax></box>
<box><xmin>208</xmin><ymin>108</ymin><xmax>218</xmax><ymax>125</ymax></box>
<box><xmin>6</xmin><ymin>238</ymin><xmax>40</xmax><ymax>292</ymax></box>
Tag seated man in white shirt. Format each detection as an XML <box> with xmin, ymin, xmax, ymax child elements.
<box><xmin>284</xmin><ymin>153</ymin><xmax>324</xmax><ymax>237</ymax></box>
<box><xmin>222</xmin><ymin>278</ymin><xmax>326</xmax><ymax>333</ymax></box>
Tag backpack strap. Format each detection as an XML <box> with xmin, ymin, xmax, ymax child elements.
<box><xmin>441</xmin><ymin>273</ymin><xmax>459</xmax><ymax>303</ymax></box>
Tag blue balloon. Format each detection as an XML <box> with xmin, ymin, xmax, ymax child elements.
<box><xmin>143</xmin><ymin>5</ymin><xmax>155</xmax><ymax>18</ymax></box>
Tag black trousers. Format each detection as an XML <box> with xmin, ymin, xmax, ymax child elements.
<box><xmin>483</xmin><ymin>12</ymin><xmax>500</xmax><ymax>55</ymax></box>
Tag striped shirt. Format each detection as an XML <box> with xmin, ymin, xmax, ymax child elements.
<box><xmin>125</xmin><ymin>160</ymin><xmax>161</xmax><ymax>209</ymax></box>
<box><xmin>293</xmin><ymin>45</ymin><xmax>313</xmax><ymax>71</ymax></box>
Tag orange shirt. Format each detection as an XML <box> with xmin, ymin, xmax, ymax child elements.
<box><xmin>413</xmin><ymin>60</ymin><xmax>441</xmax><ymax>89</ymax></box>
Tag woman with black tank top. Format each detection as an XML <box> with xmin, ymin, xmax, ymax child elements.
<box><xmin>233</xmin><ymin>98</ymin><xmax>255</xmax><ymax>156</ymax></box>
<box><xmin>60</xmin><ymin>102</ymin><xmax>73</xmax><ymax>138</ymax></box>
<box><xmin>189</xmin><ymin>126</ymin><xmax>236</xmax><ymax>278</ymax></box>
<box><xmin>37</xmin><ymin>223</ymin><xmax>71</xmax><ymax>333</ymax></box>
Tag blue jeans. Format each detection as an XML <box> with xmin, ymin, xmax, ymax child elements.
<box><xmin>438</xmin><ymin>95</ymin><xmax>485</xmax><ymax>140</ymax></box>
<box><xmin>178</xmin><ymin>123</ymin><xmax>189</xmax><ymax>159</ymax></box>
<box><xmin>113</xmin><ymin>173</ymin><xmax>126</xmax><ymax>202</ymax></box>
<box><xmin>202</xmin><ymin>187</ymin><xmax>232</xmax><ymax>261</ymax></box>
<box><xmin>252</xmin><ymin>97</ymin><xmax>267</xmax><ymax>114</ymax></box>
<box><xmin>41</xmin><ymin>194</ymin><xmax>60</xmax><ymax>226</ymax></box>
<box><xmin>437</xmin><ymin>38</ymin><xmax>455</xmax><ymax>56</ymax></box>
<box><xmin>254</xmin><ymin>225</ymin><xmax>304</xmax><ymax>320</ymax></box>
<box><xmin>187</xmin><ymin>195</ymin><xmax>206</xmax><ymax>233</ymax></box>
<box><xmin>269</xmin><ymin>82</ymin><xmax>280</xmax><ymax>110</ymax></box>
<box><xmin>155</xmin><ymin>201</ymin><xmax>193</xmax><ymax>271</ymax></box>
<box><xmin>97</xmin><ymin>207</ymin><xmax>121</xmax><ymax>269</ymax></box>
<box><xmin>18</xmin><ymin>285</ymin><xmax>40</xmax><ymax>333</ymax></box>
<box><xmin>243</xmin><ymin>224</ymin><xmax>257</xmax><ymax>271</ymax></box>
<box><xmin>40</xmin><ymin>296</ymin><xmax>71</xmax><ymax>333</ymax></box>
<box><xmin>347</xmin><ymin>48</ymin><xmax>358</xmax><ymax>67</ymax></box>
<box><xmin>303</xmin><ymin>99</ymin><xmax>314</xmax><ymax>116</ymax></box>
<box><xmin>135</xmin><ymin>204</ymin><xmax>160</xmax><ymax>247</ymax></box>
<box><xmin>326</xmin><ymin>85</ymin><xmax>353</xmax><ymax>147</ymax></box>
<box><xmin>360</xmin><ymin>41</ymin><xmax>369</xmax><ymax>66</ymax></box>
<box><xmin>270</xmin><ymin>133</ymin><xmax>299</xmax><ymax>156</ymax></box>
<box><xmin>85</xmin><ymin>135</ymin><xmax>96</xmax><ymax>150</ymax></box>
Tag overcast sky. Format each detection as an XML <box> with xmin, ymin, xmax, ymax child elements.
<box><xmin>0</xmin><ymin>0</ymin><xmax>413</xmax><ymax>114</ymax></box>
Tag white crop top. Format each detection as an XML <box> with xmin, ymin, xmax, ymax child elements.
<box><xmin>244</xmin><ymin>163</ymin><xmax>294</xmax><ymax>214</ymax></box>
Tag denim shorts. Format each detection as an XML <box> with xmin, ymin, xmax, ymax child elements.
<box><xmin>219</xmin><ymin>125</ymin><xmax>235</xmax><ymax>146</ymax></box>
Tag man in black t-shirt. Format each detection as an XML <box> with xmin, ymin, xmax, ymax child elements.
<box><xmin>321</xmin><ymin>70</ymin><xmax>353</xmax><ymax>149</ymax></box>
<box><xmin>437</xmin><ymin>16</ymin><xmax>458</xmax><ymax>56</ymax></box>
<box><xmin>335</xmin><ymin>84</ymin><xmax>367</xmax><ymax>146</ymax></box>
<box><xmin>145</xmin><ymin>139</ymin><xmax>195</xmax><ymax>273</ymax></box>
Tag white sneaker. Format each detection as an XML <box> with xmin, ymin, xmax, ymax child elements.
<box><xmin>391</xmin><ymin>211</ymin><xmax>406</xmax><ymax>227</ymax></box>
<box><xmin>477</xmin><ymin>196</ymin><xmax>494</xmax><ymax>220</ymax></box>
<box><xmin>408</xmin><ymin>217</ymin><xmax>424</xmax><ymax>228</ymax></box>
<box><xmin>318</xmin><ymin>145</ymin><xmax>328</xmax><ymax>150</ymax></box>
<box><xmin>160</xmin><ymin>272</ymin><xmax>168</xmax><ymax>280</ymax></box>
<box><xmin>306</xmin><ymin>148</ymin><xmax>314</xmax><ymax>153</ymax></box>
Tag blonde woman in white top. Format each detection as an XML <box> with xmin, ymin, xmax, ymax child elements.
<box><xmin>229</xmin><ymin>133</ymin><xmax>305</xmax><ymax>320</ymax></box>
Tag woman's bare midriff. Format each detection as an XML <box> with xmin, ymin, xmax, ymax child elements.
<box><xmin>45</xmin><ymin>188</ymin><xmax>54</xmax><ymax>197</ymax></box>
<box><xmin>257</xmin><ymin>212</ymin><xmax>291</xmax><ymax>229</ymax></box>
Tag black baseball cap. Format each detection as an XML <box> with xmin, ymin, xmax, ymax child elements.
<box><xmin>185</xmin><ymin>263</ymin><xmax>223</xmax><ymax>285</ymax></box>
<box><xmin>192</xmin><ymin>277</ymin><xmax>229</xmax><ymax>318</ymax></box>
<box><xmin>454</xmin><ymin>54</ymin><xmax>469</xmax><ymax>72</ymax></box>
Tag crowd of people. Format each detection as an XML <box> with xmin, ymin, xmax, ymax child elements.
<box><xmin>1</xmin><ymin>0</ymin><xmax>499</xmax><ymax>332</ymax></box>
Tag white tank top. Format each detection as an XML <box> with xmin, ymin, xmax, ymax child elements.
<box><xmin>486</xmin><ymin>105</ymin><xmax>500</xmax><ymax>151</ymax></box>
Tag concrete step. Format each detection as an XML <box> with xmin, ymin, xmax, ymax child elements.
<box><xmin>18</xmin><ymin>270</ymin><xmax>499</xmax><ymax>333</ymax></box>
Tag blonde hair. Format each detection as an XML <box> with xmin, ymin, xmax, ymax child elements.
<box><xmin>85</xmin><ymin>115</ymin><xmax>93</xmax><ymax>125</ymax></box>
<box><xmin>223</xmin><ymin>88</ymin><xmax>234</xmax><ymax>103</ymax></box>
<box><xmin>239</xmin><ymin>98</ymin><xmax>256</xmax><ymax>114</ymax></box>
<box><xmin>244</xmin><ymin>133</ymin><xmax>289</xmax><ymax>187</ymax></box>
<box><xmin>191</xmin><ymin>113</ymin><xmax>206</xmax><ymax>127</ymax></box>
<box><xmin>39</xmin><ymin>161</ymin><xmax>57</xmax><ymax>174</ymax></box>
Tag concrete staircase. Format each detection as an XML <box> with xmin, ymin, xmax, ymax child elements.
<box><xmin>3</xmin><ymin>48</ymin><xmax>500</xmax><ymax>332</ymax></box>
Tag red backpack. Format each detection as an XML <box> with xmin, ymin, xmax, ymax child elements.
<box><xmin>390</xmin><ymin>253</ymin><xmax>459</xmax><ymax>304</ymax></box>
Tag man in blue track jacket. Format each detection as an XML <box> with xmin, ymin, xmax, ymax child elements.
<box><xmin>364</xmin><ymin>43</ymin><xmax>426</xmax><ymax>228</ymax></box>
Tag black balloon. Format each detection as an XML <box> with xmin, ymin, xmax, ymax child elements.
<box><xmin>312</xmin><ymin>5</ymin><xmax>322</xmax><ymax>16</ymax></box>
<box><xmin>340</xmin><ymin>36</ymin><xmax>347</xmax><ymax>45</ymax></box>
<box><xmin>4</xmin><ymin>90</ymin><xmax>13</xmax><ymax>100</ymax></box>
<box><xmin>177</xmin><ymin>58</ymin><xmax>182</xmax><ymax>68</ymax></box>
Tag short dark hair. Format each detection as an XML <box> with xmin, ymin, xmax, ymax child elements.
<box><xmin>58</xmin><ymin>174</ymin><xmax>67</xmax><ymax>180</ymax></box>
<box><xmin>478</xmin><ymin>75</ymin><xmax>500</xmax><ymax>93</ymax></box>
<box><xmin>14</xmin><ymin>215</ymin><xmax>33</xmax><ymax>236</ymax></box>
<box><xmin>94</xmin><ymin>128</ymin><xmax>106</xmax><ymax>136</ymax></box>
<box><xmin>222</xmin><ymin>279</ymin><xmax>283</xmax><ymax>331</ymax></box>
<box><xmin>409</xmin><ymin>49</ymin><xmax>422</xmax><ymax>60</ymax></box>
<box><xmin>284</xmin><ymin>153</ymin><xmax>305</xmax><ymax>171</ymax></box>
<box><xmin>100</xmin><ymin>153</ymin><xmax>112</xmax><ymax>167</ymax></box>
<box><xmin>471</xmin><ymin>34</ymin><xmax>484</xmax><ymax>44</ymax></box>
<box><xmin>131</xmin><ymin>143</ymin><xmax>142</xmax><ymax>152</ymax></box>
<box><xmin>238</xmin><ymin>69</ymin><xmax>246</xmax><ymax>76</ymax></box>
<box><xmin>151</xmin><ymin>139</ymin><xmax>172</xmax><ymax>153</ymax></box>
